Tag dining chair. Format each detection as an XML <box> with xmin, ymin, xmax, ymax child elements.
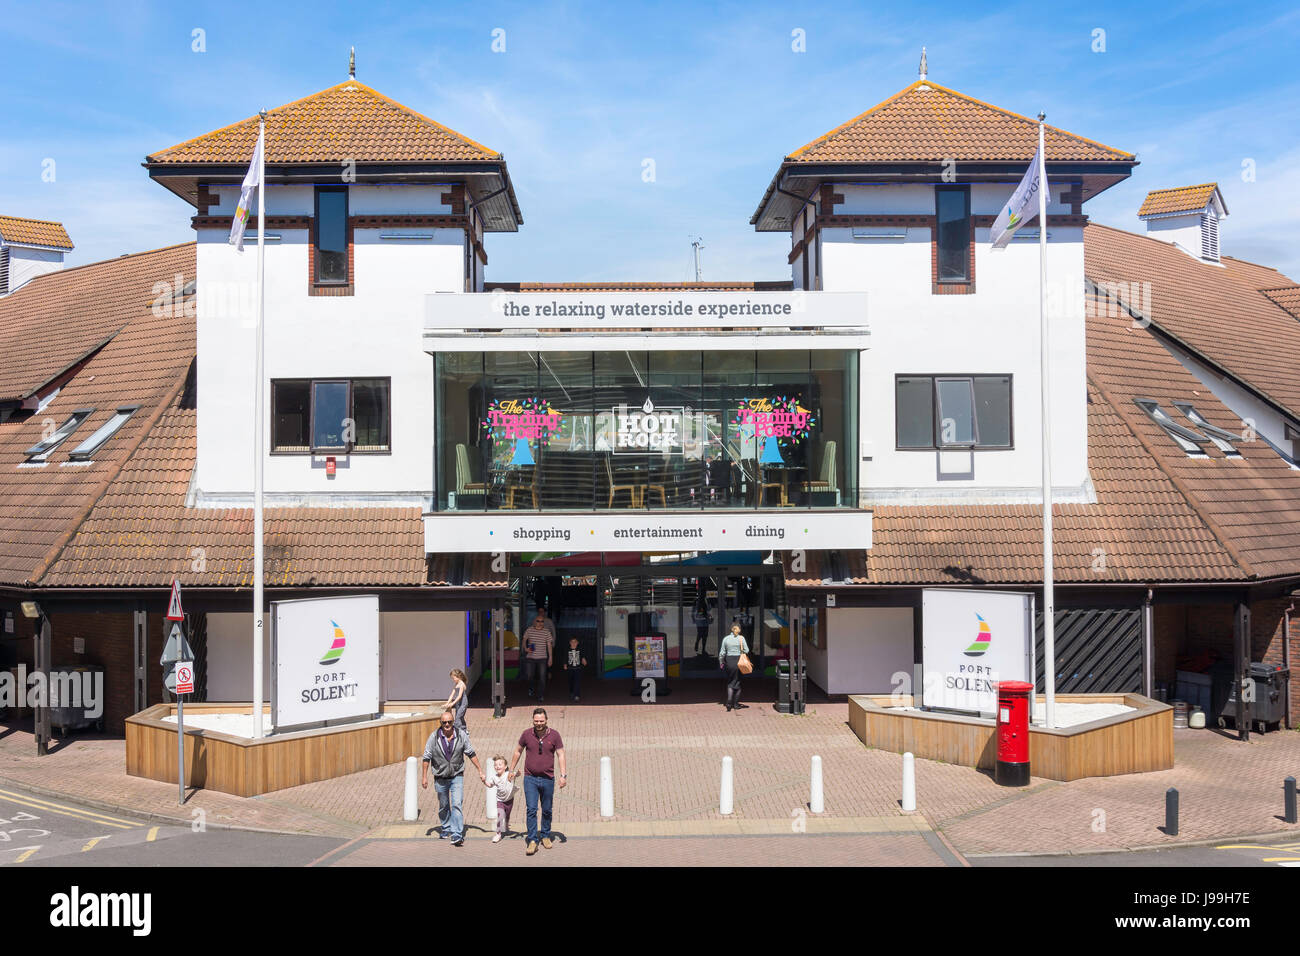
<box><xmin>800</xmin><ymin>440</ymin><xmax>838</xmax><ymax>500</ymax></box>
<box><xmin>455</xmin><ymin>444</ymin><xmax>487</xmax><ymax>507</ymax></box>
<box><xmin>604</xmin><ymin>454</ymin><xmax>641</xmax><ymax>508</ymax></box>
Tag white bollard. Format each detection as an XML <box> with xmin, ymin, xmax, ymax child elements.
<box><xmin>486</xmin><ymin>771</ymin><xmax>497</xmax><ymax>822</ymax></box>
<box><xmin>720</xmin><ymin>755</ymin><xmax>734</xmax><ymax>815</ymax></box>
<box><xmin>901</xmin><ymin>751</ymin><xmax>916</xmax><ymax>813</ymax></box>
<box><xmin>403</xmin><ymin>756</ymin><xmax>418</xmax><ymax>822</ymax></box>
<box><xmin>810</xmin><ymin>755</ymin><xmax>824</xmax><ymax>814</ymax></box>
<box><xmin>600</xmin><ymin>755</ymin><xmax>614</xmax><ymax>818</ymax></box>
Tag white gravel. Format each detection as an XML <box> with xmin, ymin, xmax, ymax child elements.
<box><xmin>162</xmin><ymin>711</ymin><xmax>419</xmax><ymax>736</ymax></box>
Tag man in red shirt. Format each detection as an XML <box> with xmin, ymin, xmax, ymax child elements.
<box><xmin>509</xmin><ymin>706</ymin><xmax>566</xmax><ymax>856</ymax></box>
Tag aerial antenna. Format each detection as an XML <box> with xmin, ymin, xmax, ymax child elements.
<box><xmin>690</xmin><ymin>236</ymin><xmax>705</xmax><ymax>282</ymax></box>
<box><xmin>349</xmin><ymin>46</ymin><xmax>356</xmax><ymax>80</ymax></box>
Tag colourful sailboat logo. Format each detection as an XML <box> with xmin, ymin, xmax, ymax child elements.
<box><xmin>320</xmin><ymin>620</ymin><xmax>346</xmax><ymax>666</ymax></box>
<box><xmin>963</xmin><ymin>614</ymin><xmax>992</xmax><ymax>657</ymax></box>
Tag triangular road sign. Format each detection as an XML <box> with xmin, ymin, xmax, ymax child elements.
<box><xmin>166</xmin><ymin>578</ymin><xmax>184</xmax><ymax>621</ymax></box>
<box><xmin>160</xmin><ymin>620</ymin><xmax>195</xmax><ymax>668</ymax></box>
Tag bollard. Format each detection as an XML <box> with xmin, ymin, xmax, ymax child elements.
<box><xmin>1165</xmin><ymin>787</ymin><xmax>1179</xmax><ymax>836</ymax></box>
<box><xmin>403</xmin><ymin>756</ymin><xmax>418</xmax><ymax>822</ymax></box>
<box><xmin>810</xmin><ymin>755</ymin><xmax>824</xmax><ymax>814</ymax></box>
<box><xmin>486</xmin><ymin>769</ymin><xmax>497</xmax><ymax>822</ymax></box>
<box><xmin>600</xmin><ymin>756</ymin><xmax>614</xmax><ymax>818</ymax></box>
<box><xmin>1286</xmin><ymin>776</ymin><xmax>1297</xmax><ymax>825</ymax></box>
<box><xmin>720</xmin><ymin>755</ymin><xmax>734</xmax><ymax>815</ymax></box>
<box><xmin>901</xmin><ymin>752</ymin><xmax>916</xmax><ymax>813</ymax></box>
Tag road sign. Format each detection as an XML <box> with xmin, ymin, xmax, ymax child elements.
<box><xmin>160</xmin><ymin>620</ymin><xmax>195</xmax><ymax>668</ymax></box>
<box><xmin>166</xmin><ymin>578</ymin><xmax>184</xmax><ymax>621</ymax></box>
<box><xmin>174</xmin><ymin>662</ymin><xmax>194</xmax><ymax>695</ymax></box>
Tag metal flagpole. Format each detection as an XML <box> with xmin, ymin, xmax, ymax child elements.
<box><xmin>1037</xmin><ymin>112</ymin><xmax>1056</xmax><ymax>729</ymax></box>
<box><xmin>253</xmin><ymin>111</ymin><xmax>267</xmax><ymax>739</ymax></box>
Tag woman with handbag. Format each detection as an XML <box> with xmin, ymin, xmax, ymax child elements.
<box><xmin>718</xmin><ymin>622</ymin><xmax>752</xmax><ymax>712</ymax></box>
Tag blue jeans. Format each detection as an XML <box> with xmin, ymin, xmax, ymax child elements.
<box><xmin>523</xmin><ymin>774</ymin><xmax>554</xmax><ymax>843</ymax></box>
<box><xmin>434</xmin><ymin>774</ymin><xmax>465</xmax><ymax>841</ymax></box>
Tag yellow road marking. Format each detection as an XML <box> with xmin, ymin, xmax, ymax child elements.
<box><xmin>15</xmin><ymin>848</ymin><xmax>39</xmax><ymax>863</ymax></box>
<box><xmin>81</xmin><ymin>837</ymin><xmax>107</xmax><ymax>852</ymax></box>
<box><xmin>0</xmin><ymin>790</ymin><xmax>139</xmax><ymax>829</ymax></box>
<box><xmin>146</xmin><ymin>827</ymin><xmax>159</xmax><ymax>842</ymax></box>
<box><xmin>1261</xmin><ymin>856</ymin><xmax>1300</xmax><ymax>863</ymax></box>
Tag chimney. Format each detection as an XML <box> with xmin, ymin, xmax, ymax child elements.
<box><xmin>1137</xmin><ymin>184</ymin><xmax>1227</xmax><ymax>265</ymax></box>
<box><xmin>0</xmin><ymin>215</ymin><xmax>73</xmax><ymax>295</ymax></box>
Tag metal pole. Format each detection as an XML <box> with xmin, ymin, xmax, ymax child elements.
<box><xmin>1286</xmin><ymin>776</ymin><xmax>1297</xmax><ymax>825</ymax></box>
<box><xmin>1036</xmin><ymin>113</ymin><xmax>1056</xmax><ymax>729</ymax></box>
<box><xmin>35</xmin><ymin>615</ymin><xmax>51</xmax><ymax>756</ymax></box>
<box><xmin>252</xmin><ymin>113</ymin><xmax>267</xmax><ymax>739</ymax></box>
<box><xmin>1165</xmin><ymin>787</ymin><xmax>1179</xmax><ymax>836</ymax></box>
<box><xmin>1236</xmin><ymin>602</ymin><xmax>1251</xmax><ymax>742</ymax></box>
<box><xmin>177</xmin><ymin>693</ymin><xmax>185</xmax><ymax>805</ymax></box>
<box><xmin>1143</xmin><ymin>588</ymin><xmax>1154</xmax><ymax>697</ymax></box>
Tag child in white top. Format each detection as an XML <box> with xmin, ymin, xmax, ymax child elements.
<box><xmin>484</xmin><ymin>755</ymin><xmax>519</xmax><ymax>842</ymax></box>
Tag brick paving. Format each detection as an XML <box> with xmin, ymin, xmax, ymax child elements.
<box><xmin>4</xmin><ymin>680</ymin><xmax>1300</xmax><ymax>860</ymax></box>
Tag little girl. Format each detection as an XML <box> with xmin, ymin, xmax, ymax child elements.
<box><xmin>484</xmin><ymin>755</ymin><xmax>519</xmax><ymax>842</ymax></box>
<box><xmin>444</xmin><ymin>669</ymin><xmax>469</xmax><ymax>741</ymax></box>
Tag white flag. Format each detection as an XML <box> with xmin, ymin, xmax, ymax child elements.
<box><xmin>989</xmin><ymin>145</ymin><xmax>1046</xmax><ymax>249</ymax></box>
<box><xmin>228</xmin><ymin>126</ymin><xmax>264</xmax><ymax>252</ymax></box>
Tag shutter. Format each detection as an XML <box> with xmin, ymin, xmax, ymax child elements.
<box><xmin>1200</xmin><ymin>213</ymin><xmax>1219</xmax><ymax>261</ymax></box>
<box><xmin>0</xmin><ymin>247</ymin><xmax>9</xmax><ymax>295</ymax></box>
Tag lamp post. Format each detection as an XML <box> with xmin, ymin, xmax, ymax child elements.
<box><xmin>21</xmin><ymin>601</ymin><xmax>50</xmax><ymax>756</ymax></box>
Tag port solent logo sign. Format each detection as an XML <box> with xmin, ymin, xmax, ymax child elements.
<box><xmin>964</xmin><ymin>614</ymin><xmax>993</xmax><ymax>657</ymax></box>
<box><xmin>921</xmin><ymin>589</ymin><xmax>1032</xmax><ymax>716</ymax></box>
<box><xmin>272</xmin><ymin>595</ymin><xmax>379</xmax><ymax>731</ymax></box>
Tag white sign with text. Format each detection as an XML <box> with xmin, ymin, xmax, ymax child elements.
<box><xmin>921</xmin><ymin>589</ymin><xmax>1033</xmax><ymax>717</ymax></box>
<box><xmin>272</xmin><ymin>594</ymin><xmax>380</xmax><ymax>730</ymax></box>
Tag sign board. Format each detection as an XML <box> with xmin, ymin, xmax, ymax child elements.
<box><xmin>921</xmin><ymin>589</ymin><xmax>1033</xmax><ymax>717</ymax></box>
<box><xmin>634</xmin><ymin>636</ymin><xmax>666</xmax><ymax>679</ymax></box>
<box><xmin>423</xmin><ymin>510</ymin><xmax>872</xmax><ymax>554</ymax></box>
<box><xmin>165</xmin><ymin>579</ymin><xmax>184</xmax><ymax>621</ymax></box>
<box><xmin>174</xmin><ymin>661</ymin><xmax>194</xmax><ymax>695</ymax></box>
<box><xmin>159</xmin><ymin>620</ymin><xmax>195</xmax><ymax>667</ymax></box>
<box><xmin>272</xmin><ymin>594</ymin><xmax>380</xmax><ymax>731</ymax></box>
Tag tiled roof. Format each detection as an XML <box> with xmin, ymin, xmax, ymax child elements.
<box><xmin>0</xmin><ymin>243</ymin><xmax>193</xmax><ymax>403</ymax></box>
<box><xmin>1137</xmin><ymin>184</ymin><xmax>1220</xmax><ymax>217</ymax></box>
<box><xmin>1261</xmin><ymin>287</ymin><xmax>1300</xmax><ymax>321</ymax></box>
<box><xmin>146</xmin><ymin>81</ymin><xmax>500</xmax><ymax>165</ymax></box>
<box><xmin>787</xmin><ymin>81</ymin><xmax>1135</xmax><ymax>164</ymax></box>
<box><xmin>497</xmin><ymin>282</ymin><xmax>794</xmax><ymax>292</ymax></box>
<box><xmin>1085</xmin><ymin>223</ymin><xmax>1300</xmax><ymax>419</ymax></box>
<box><xmin>1221</xmin><ymin>255</ymin><xmax>1293</xmax><ymax>291</ymax></box>
<box><xmin>0</xmin><ymin>244</ymin><xmax>196</xmax><ymax>586</ymax></box>
<box><xmin>0</xmin><ymin>215</ymin><xmax>73</xmax><ymax>250</ymax></box>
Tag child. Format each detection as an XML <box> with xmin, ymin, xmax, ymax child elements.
<box><xmin>563</xmin><ymin>636</ymin><xmax>587</xmax><ymax>702</ymax></box>
<box><xmin>484</xmin><ymin>755</ymin><xmax>519</xmax><ymax>843</ymax></box>
<box><xmin>443</xmin><ymin>669</ymin><xmax>469</xmax><ymax>740</ymax></box>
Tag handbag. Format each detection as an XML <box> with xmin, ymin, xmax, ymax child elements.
<box><xmin>737</xmin><ymin>645</ymin><xmax>753</xmax><ymax>675</ymax></box>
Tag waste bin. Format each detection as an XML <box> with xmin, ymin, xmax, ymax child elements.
<box><xmin>1218</xmin><ymin>663</ymin><xmax>1289</xmax><ymax>733</ymax></box>
<box><xmin>776</xmin><ymin>659</ymin><xmax>806</xmax><ymax>714</ymax></box>
<box><xmin>48</xmin><ymin>663</ymin><xmax>105</xmax><ymax>736</ymax></box>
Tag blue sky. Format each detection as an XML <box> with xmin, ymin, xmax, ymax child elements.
<box><xmin>2</xmin><ymin>0</ymin><xmax>1298</xmax><ymax>280</ymax></box>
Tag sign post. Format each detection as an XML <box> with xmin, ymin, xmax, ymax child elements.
<box><xmin>160</xmin><ymin>612</ymin><xmax>196</xmax><ymax>806</ymax></box>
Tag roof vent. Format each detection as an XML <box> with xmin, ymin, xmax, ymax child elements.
<box><xmin>1137</xmin><ymin>183</ymin><xmax>1227</xmax><ymax>264</ymax></box>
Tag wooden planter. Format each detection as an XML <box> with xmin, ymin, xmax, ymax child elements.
<box><xmin>125</xmin><ymin>702</ymin><xmax>443</xmax><ymax>797</ymax></box>
<box><xmin>848</xmin><ymin>693</ymin><xmax>1174</xmax><ymax>781</ymax></box>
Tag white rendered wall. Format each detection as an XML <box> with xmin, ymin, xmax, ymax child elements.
<box><xmin>808</xmin><ymin>606</ymin><xmax>914</xmax><ymax>694</ymax></box>
<box><xmin>1144</xmin><ymin>215</ymin><xmax>1210</xmax><ymax>262</ymax></box>
<box><xmin>817</xmin><ymin>182</ymin><xmax>1089</xmax><ymax>502</ymax></box>
<box><xmin>195</xmin><ymin>183</ymin><xmax>468</xmax><ymax>501</ymax></box>
<box><xmin>205</xmin><ymin>611</ymin><xmax>271</xmax><ymax>702</ymax></box>
<box><xmin>5</xmin><ymin>245</ymin><xmax>64</xmax><ymax>292</ymax></box>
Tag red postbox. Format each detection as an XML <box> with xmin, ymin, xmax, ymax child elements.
<box><xmin>995</xmin><ymin>680</ymin><xmax>1033</xmax><ymax>786</ymax></box>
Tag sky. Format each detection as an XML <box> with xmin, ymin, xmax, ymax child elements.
<box><xmin>1</xmin><ymin>0</ymin><xmax>1298</xmax><ymax>281</ymax></box>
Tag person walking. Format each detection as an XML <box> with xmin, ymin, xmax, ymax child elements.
<box><xmin>719</xmin><ymin>622</ymin><xmax>750</xmax><ymax>712</ymax></box>
<box><xmin>443</xmin><ymin>668</ymin><xmax>470</xmax><ymax>740</ymax></box>
<box><xmin>508</xmin><ymin>707</ymin><xmax>566</xmax><ymax>856</ymax></box>
<box><xmin>521</xmin><ymin>614</ymin><xmax>554</xmax><ymax>701</ymax></box>
<box><xmin>421</xmin><ymin>708</ymin><xmax>486</xmax><ymax>846</ymax></box>
<box><xmin>692</xmin><ymin>602</ymin><xmax>712</xmax><ymax>656</ymax></box>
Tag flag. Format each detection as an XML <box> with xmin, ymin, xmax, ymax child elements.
<box><xmin>989</xmin><ymin>144</ymin><xmax>1046</xmax><ymax>249</ymax></box>
<box><xmin>228</xmin><ymin>125</ymin><xmax>264</xmax><ymax>251</ymax></box>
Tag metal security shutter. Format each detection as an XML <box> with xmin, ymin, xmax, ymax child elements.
<box><xmin>1035</xmin><ymin>607</ymin><xmax>1143</xmax><ymax>693</ymax></box>
<box><xmin>1200</xmin><ymin>213</ymin><xmax>1219</xmax><ymax>261</ymax></box>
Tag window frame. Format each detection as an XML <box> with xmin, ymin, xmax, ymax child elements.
<box><xmin>895</xmin><ymin>374</ymin><xmax>1014</xmax><ymax>451</ymax></box>
<box><xmin>270</xmin><ymin>377</ymin><xmax>391</xmax><ymax>456</ymax></box>
<box><xmin>933</xmin><ymin>184</ymin><xmax>972</xmax><ymax>285</ymax></box>
<box><xmin>66</xmin><ymin>405</ymin><xmax>139</xmax><ymax>461</ymax></box>
<box><xmin>24</xmin><ymin>407</ymin><xmax>94</xmax><ymax>460</ymax></box>
<box><xmin>313</xmin><ymin>186</ymin><xmax>350</xmax><ymax>286</ymax></box>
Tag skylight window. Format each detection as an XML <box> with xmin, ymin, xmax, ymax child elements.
<box><xmin>66</xmin><ymin>406</ymin><xmax>138</xmax><ymax>461</ymax></box>
<box><xmin>1173</xmin><ymin>403</ymin><xmax>1242</xmax><ymax>457</ymax></box>
<box><xmin>1134</xmin><ymin>399</ymin><xmax>1208</xmax><ymax>456</ymax></box>
<box><xmin>24</xmin><ymin>408</ymin><xmax>94</xmax><ymax>461</ymax></box>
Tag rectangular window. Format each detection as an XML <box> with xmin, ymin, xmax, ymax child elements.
<box><xmin>896</xmin><ymin>375</ymin><xmax>1012</xmax><ymax>449</ymax></box>
<box><xmin>271</xmin><ymin>378</ymin><xmax>390</xmax><ymax>454</ymax></box>
<box><xmin>935</xmin><ymin>186</ymin><xmax>971</xmax><ymax>282</ymax></box>
<box><xmin>315</xmin><ymin>187</ymin><xmax>349</xmax><ymax>284</ymax></box>
<box><xmin>24</xmin><ymin>407</ymin><xmax>94</xmax><ymax>460</ymax></box>
<box><xmin>67</xmin><ymin>406</ymin><xmax>138</xmax><ymax>460</ymax></box>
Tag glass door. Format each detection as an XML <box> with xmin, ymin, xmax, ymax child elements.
<box><xmin>722</xmin><ymin>575</ymin><xmax>758</xmax><ymax>671</ymax></box>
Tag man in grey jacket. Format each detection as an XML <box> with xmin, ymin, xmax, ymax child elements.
<box><xmin>421</xmin><ymin>708</ymin><xmax>486</xmax><ymax>845</ymax></box>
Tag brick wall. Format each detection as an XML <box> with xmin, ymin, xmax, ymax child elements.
<box><xmin>1251</xmin><ymin>597</ymin><xmax>1295</xmax><ymax>728</ymax></box>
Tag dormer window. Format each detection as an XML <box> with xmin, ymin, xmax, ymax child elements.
<box><xmin>67</xmin><ymin>406</ymin><xmax>138</xmax><ymax>460</ymax></box>
<box><xmin>24</xmin><ymin>408</ymin><xmax>93</xmax><ymax>461</ymax></box>
<box><xmin>314</xmin><ymin>187</ymin><xmax>349</xmax><ymax>285</ymax></box>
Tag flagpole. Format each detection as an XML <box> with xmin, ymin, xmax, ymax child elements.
<box><xmin>1037</xmin><ymin>111</ymin><xmax>1056</xmax><ymax>730</ymax></box>
<box><xmin>252</xmin><ymin>111</ymin><xmax>267</xmax><ymax>739</ymax></box>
